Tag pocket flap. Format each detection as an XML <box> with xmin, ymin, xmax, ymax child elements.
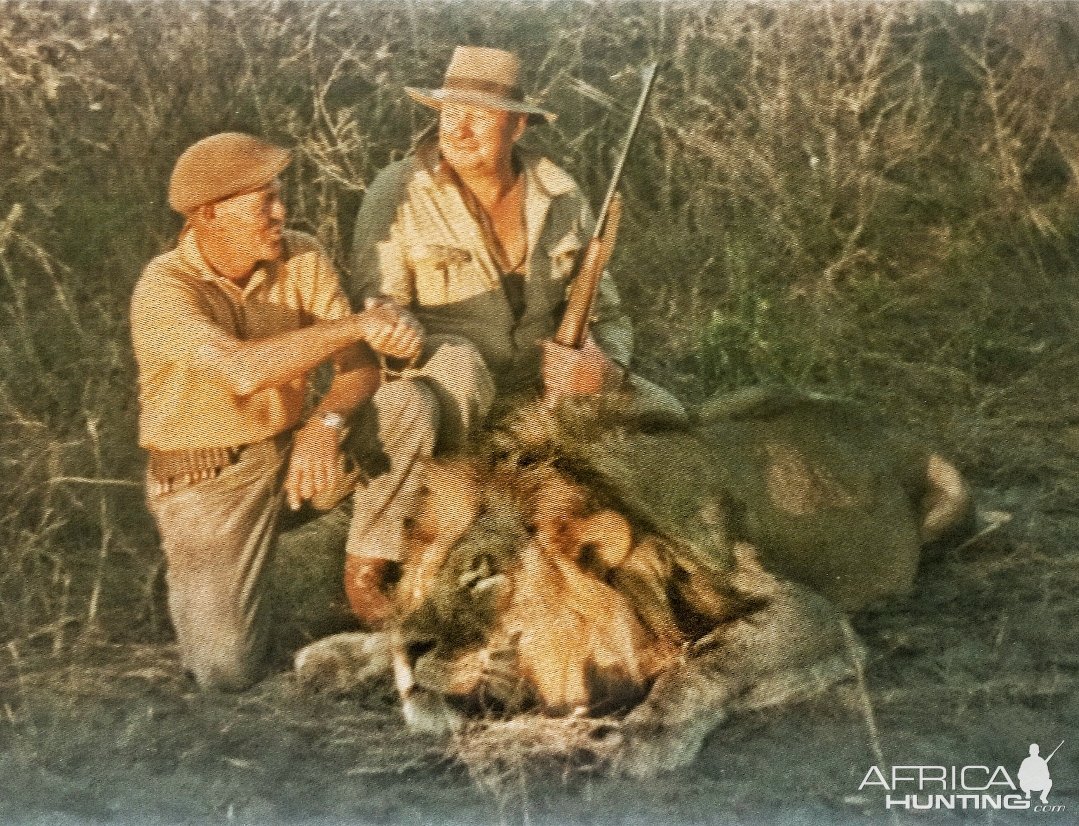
<box><xmin>411</xmin><ymin>244</ymin><xmax>472</xmax><ymax>268</ymax></box>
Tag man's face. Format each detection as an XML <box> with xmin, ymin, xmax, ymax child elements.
<box><xmin>439</xmin><ymin>103</ymin><xmax>524</xmax><ymax>177</ymax></box>
<box><xmin>209</xmin><ymin>179</ymin><xmax>286</xmax><ymax>264</ymax></box>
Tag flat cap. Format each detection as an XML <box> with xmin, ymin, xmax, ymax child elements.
<box><xmin>168</xmin><ymin>132</ymin><xmax>291</xmax><ymax>214</ymax></box>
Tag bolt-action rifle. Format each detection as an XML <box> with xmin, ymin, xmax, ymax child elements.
<box><xmin>542</xmin><ymin>64</ymin><xmax>658</xmax><ymax>399</ymax></box>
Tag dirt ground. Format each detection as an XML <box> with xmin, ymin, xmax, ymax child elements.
<box><xmin>0</xmin><ymin>475</ymin><xmax>1075</xmax><ymax>826</ymax></box>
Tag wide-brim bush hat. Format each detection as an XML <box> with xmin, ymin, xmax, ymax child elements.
<box><xmin>168</xmin><ymin>132</ymin><xmax>292</xmax><ymax>214</ymax></box>
<box><xmin>405</xmin><ymin>46</ymin><xmax>557</xmax><ymax>125</ymax></box>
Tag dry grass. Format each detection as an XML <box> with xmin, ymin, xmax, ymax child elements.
<box><xmin>452</xmin><ymin>714</ymin><xmax>624</xmax><ymax>781</ymax></box>
<box><xmin>449</xmin><ymin>714</ymin><xmax>624</xmax><ymax>820</ymax></box>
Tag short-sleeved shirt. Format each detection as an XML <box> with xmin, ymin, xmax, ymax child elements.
<box><xmin>131</xmin><ymin>229</ymin><xmax>351</xmax><ymax>451</ymax></box>
<box><xmin>350</xmin><ymin>140</ymin><xmax>633</xmax><ymax>393</ymax></box>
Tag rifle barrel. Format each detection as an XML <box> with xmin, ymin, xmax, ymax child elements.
<box><xmin>593</xmin><ymin>63</ymin><xmax>659</xmax><ymax>240</ymax></box>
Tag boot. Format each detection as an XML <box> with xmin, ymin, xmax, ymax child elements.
<box><xmin>344</xmin><ymin>555</ymin><xmax>400</xmax><ymax>630</ymax></box>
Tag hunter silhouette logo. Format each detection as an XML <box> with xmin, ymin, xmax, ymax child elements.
<box><xmin>1018</xmin><ymin>742</ymin><xmax>1062</xmax><ymax>805</ymax></box>
<box><xmin>858</xmin><ymin>741</ymin><xmax>1067</xmax><ymax>813</ymax></box>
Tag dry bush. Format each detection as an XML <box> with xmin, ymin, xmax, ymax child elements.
<box><xmin>659</xmin><ymin>3</ymin><xmax>942</xmax><ymax>282</ymax></box>
<box><xmin>944</xmin><ymin>2</ymin><xmax>1079</xmax><ymax>232</ymax></box>
<box><xmin>615</xmin><ymin>2</ymin><xmax>952</xmax><ymax>392</ymax></box>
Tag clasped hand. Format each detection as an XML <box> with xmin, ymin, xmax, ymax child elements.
<box><xmin>356</xmin><ymin>298</ymin><xmax>424</xmax><ymax>361</ymax></box>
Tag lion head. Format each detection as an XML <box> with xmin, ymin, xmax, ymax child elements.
<box><xmin>392</xmin><ymin>400</ymin><xmax>759</xmax><ymax>718</ymax></box>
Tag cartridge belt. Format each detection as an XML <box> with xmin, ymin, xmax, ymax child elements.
<box><xmin>147</xmin><ymin>444</ymin><xmax>245</xmax><ymax>496</ymax></box>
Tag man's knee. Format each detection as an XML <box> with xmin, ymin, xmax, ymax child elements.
<box><xmin>167</xmin><ymin>579</ymin><xmax>268</xmax><ymax>692</ymax></box>
<box><xmin>375</xmin><ymin>377</ymin><xmax>438</xmax><ymax>421</ymax></box>
<box><xmin>183</xmin><ymin>633</ymin><xmax>263</xmax><ymax>692</ymax></box>
<box><xmin>372</xmin><ymin>378</ymin><xmax>440</xmax><ymax>449</ymax></box>
<box><xmin>416</xmin><ymin>337</ymin><xmax>495</xmax><ymax>444</ymax></box>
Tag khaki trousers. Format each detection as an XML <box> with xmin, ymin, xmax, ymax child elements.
<box><xmin>147</xmin><ymin>434</ymin><xmax>290</xmax><ymax>691</ymax></box>
<box><xmin>345</xmin><ymin>336</ymin><xmax>495</xmax><ymax>562</ymax></box>
<box><xmin>341</xmin><ymin>335</ymin><xmax>686</xmax><ymax>564</ymax></box>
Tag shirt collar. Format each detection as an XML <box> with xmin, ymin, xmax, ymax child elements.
<box><xmin>177</xmin><ymin>229</ymin><xmax>276</xmax><ymax>295</ymax></box>
<box><xmin>522</xmin><ymin>153</ymin><xmax>577</xmax><ymax>199</ymax></box>
<box><xmin>415</xmin><ymin>138</ymin><xmax>577</xmax><ymax>201</ymax></box>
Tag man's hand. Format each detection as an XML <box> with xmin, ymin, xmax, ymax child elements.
<box><xmin>285</xmin><ymin>417</ymin><xmax>343</xmax><ymax>510</ymax></box>
<box><xmin>541</xmin><ymin>336</ymin><xmax>625</xmax><ymax>404</ymax></box>
<box><xmin>356</xmin><ymin>298</ymin><xmax>424</xmax><ymax>361</ymax></box>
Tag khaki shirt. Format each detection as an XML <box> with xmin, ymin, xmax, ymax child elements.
<box><xmin>350</xmin><ymin>140</ymin><xmax>633</xmax><ymax>392</ymax></box>
<box><xmin>131</xmin><ymin>230</ymin><xmax>351</xmax><ymax>451</ymax></box>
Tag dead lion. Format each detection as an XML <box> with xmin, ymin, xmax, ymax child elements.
<box><xmin>295</xmin><ymin>387</ymin><xmax>973</xmax><ymax>776</ymax></box>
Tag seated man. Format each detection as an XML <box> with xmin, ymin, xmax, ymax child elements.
<box><xmin>131</xmin><ymin>132</ymin><xmax>420</xmax><ymax>691</ymax></box>
<box><xmin>344</xmin><ymin>47</ymin><xmax>682</xmax><ymax>626</ymax></box>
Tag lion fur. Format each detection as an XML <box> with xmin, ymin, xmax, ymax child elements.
<box><xmin>482</xmin><ymin>388</ymin><xmax>972</xmax><ymax>612</ymax></box>
<box><xmin>294</xmin><ymin>386</ymin><xmax>972</xmax><ymax>774</ymax></box>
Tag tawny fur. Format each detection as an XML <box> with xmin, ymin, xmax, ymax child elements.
<box><xmin>295</xmin><ymin>389</ymin><xmax>975</xmax><ymax>775</ymax></box>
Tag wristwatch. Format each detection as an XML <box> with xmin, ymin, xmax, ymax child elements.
<box><xmin>315</xmin><ymin>410</ymin><xmax>349</xmax><ymax>437</ymax></box>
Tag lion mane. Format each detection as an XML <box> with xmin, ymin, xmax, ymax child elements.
<box><xmin>395</xmin><ymin>396</ymin><xmax>763</xmax><ymax>714</ymax></box>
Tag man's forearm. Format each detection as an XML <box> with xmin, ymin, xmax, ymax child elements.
<box><xmin>194</xmin><ymin>314</ymin><xmax>368</xmax><ymax>398</ymax></box>
<box><xmin>284</xmin><ymin>351</ymin><xmax>380</xmax><ymax>513</ymax></box>
<box><xmin>313</xmin><ymin>360</ymin><xmax>380</xmax><ymax>420</ymax></box>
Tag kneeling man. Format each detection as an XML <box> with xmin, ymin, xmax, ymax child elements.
<box><xmin>130</xmin><ymin>133</ymin><xmax>420</xmax><ymax>690</ymax></box>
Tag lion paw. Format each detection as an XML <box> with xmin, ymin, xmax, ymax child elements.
<box><xmin>614</xmin><ymin>711</ymin><xmax>726</xmax><ymax>778</ymax></box>
<box><xmin>293</xmin><ymin>631</ymin><xmax>391</xmax><ymax>694</ymax></box>
<box><xmin>401</xmin><ymin>689</ymin><xmax>464</xmax><ymax>734</ymax></box>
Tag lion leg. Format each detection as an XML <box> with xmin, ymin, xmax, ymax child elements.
<box><xmin>615</xmin><ymin>650</ymin><xmax>744</xmax><ymax>777</ymax></box>
<box><xmin>617</xmin><ymin>579</ymin><xmax>861</xmax><ymax>778</ymax></box>
<box><xmin>293</xmin><ymin>631</ymin><xmax>392</xmax><ymax>693</ymax></box>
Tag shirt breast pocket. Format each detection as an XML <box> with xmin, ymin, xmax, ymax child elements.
<box><xmin>410</xmin><ymin>244</ymin><xmax>473</xmax><ymax>306</ymax></box>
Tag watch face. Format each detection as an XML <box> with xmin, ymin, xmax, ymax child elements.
<box><xmin>319</xmin><ymin>411</ymin><xmax>347</xmax><ymax>430</ymax></box>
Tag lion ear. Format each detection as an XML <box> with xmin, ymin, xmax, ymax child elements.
<box><xmin>575</xmin><ymin>509</ymin><xmax>633</xmax><ymax>572</ymax></box>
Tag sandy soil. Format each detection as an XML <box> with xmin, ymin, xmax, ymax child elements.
<box><xmin>0</xmin><ymin>480</ymin><xmax>1075</xmax><ymax>826</ymax></box>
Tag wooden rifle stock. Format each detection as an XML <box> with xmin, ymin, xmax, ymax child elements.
<box><xmin>553</xmin><ymin>194</ymin><xmax>622</xmax><ymax>347</ymax></box>
<box><xmin>551</xmin><ymin>63</ymin><xmax>658</xmax><ymax>351</ymax></box>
